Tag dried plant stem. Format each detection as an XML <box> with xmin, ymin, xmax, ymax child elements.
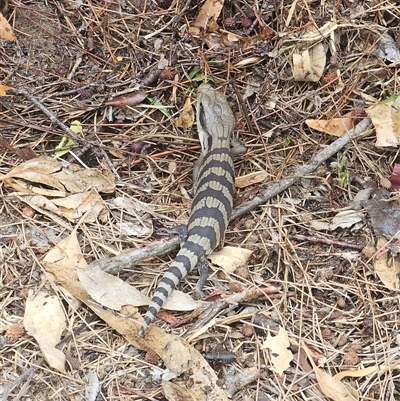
<box><xmin>91</xmin><ymin>118</ymin><xmax>371</xmax><ymax>273</ymax></box>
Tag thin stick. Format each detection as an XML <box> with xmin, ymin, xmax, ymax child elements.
<box><xmin>143</xmin><ymin>0</ymin><xmax>192</xmax><ymax>40</ymax></box>
<box><xmin>11</xmin><ymin>88</ymin><xmax>85</xmax><ymax>144</ymax></box>
<box><xmin>11</xmin><ymin>88</ymin><xmax>120</xmax><ymax>179</ymax></box>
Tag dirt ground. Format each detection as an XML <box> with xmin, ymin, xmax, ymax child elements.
<box><xmin>1</xmin><ymin>0</ymin><xmax>400</xmax><ymax>400</ymax></box>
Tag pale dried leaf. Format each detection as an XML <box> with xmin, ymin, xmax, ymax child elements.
<box><xmin>330</xmin><ymin>210</ymin><xmax>364</xmax><ymax>230</ymax></box>
<box><xmin>78</xmin><ymin>266</ymin><xmax>202</xmax><ymax>311</ymax></box>
<box><xmin>163</xmin><ymin>290</ymin><xmax>204</xmax><ymax>311</ymax></box>
<box><xmin>77</xmin><ymin>266</ymin><xmax>150</xmax><ymax>309</ymax></box>
<box><xmin>162</xmin><ymin>381</ymin><xmax>193</xmax><ymax>399</ymax></box>
<box><xmin>235</xmin><ymin>171</ymin><xmax>269</xmax><ymax>188</ymax></box>
<box><xmin>295</xmin><ymin>20</ymin><xmax>338</xmax><ymax>43</ymax></box>
<box><xmin>42</xmin><ymin>232</ymin><xmax>87</xmax><ymax>277</ymax></box>
<box><xmin>293</xmin><ymin>41</ymin><xmax>326</xmax><ymax>82</ymax></box>
<box><xmin>366</xmin><ymin>97</ymin><xmax>400</xmax><ymax>147</ymax></box>
<box><xmin>334</xmin><ymin>366</ymin><xmax>377</xmax><ymax>381</ymax></box>
<box><xmin>85</xmin><ymin>371</ymin><xmax>100</xmax><ymax>401</ymax></box>
<box><xmin>189</xmin><ymin>0</ymin><xmax>224</xmax><ymax>35</ymax></box>
<box><xmin>175</xmin><ymin>96</ymin><xmax>194</xmax><ymax>129</ymax></box>
<box><xmin>306</xmin><ymin>116</ymin><xmax>354</xmax><ymax>137</ymax></box>
<box><xmin>0</xmin><ymin>13</ymin><xmax>16</xmax><ymax>40</ymax></box>
<box><xmin>375</xmin><ymin>33</ymin><xmax>400</xmax><ymax>64</ymax></box>
<box><xmin>162</xmin><ymin>338</ymin><xmax>191</xmax><ymax>375</ymax></box>
<box><xmin>0</xmin><ymin>83</ymin><xmax>13</xmax><ymax>96</ymax></box>
<box><xmin>208</xmin><ymin>246</ymin><xmax>252</xmax><ymax>273</ymax></box>
<box><xmin>374</xmin><ymin>237</ymin><xmax>400</xmax><ymax>290</ymax></box>
<box><xmin>2</xmin><ymin>156</ymin><xmax>115</xmax><ymax>195</ymax></box>
<box><xmin>23</xmin><ymin>291</ymin><xmax>67</xmax><ymax>373</ymax></box>
<box><xmin>117</xmin><ymin>222</ymin><xmax>152</xmax><ymax>237</ymax></box>
<box><xmin>261</xmin><ymin>326</ymin><xmax>294</xmax><ymax>376</ymax></box>
<box><xmin>202</xmin><ymin>31</ymin><xmax>242</xmax><ymax>51</ymax></box>
<box><xmin>310</xmin><ymin>210</ymin><xmax>363</xmax><ymax>231</ymax></box>
<box><xmin>302</xmin><ymin>341</ymin><xmax>359</xmax><ymax>400</ymax></box>
<box><xmin>54</xmin><ymin>191</ymin><xmax>105</xmax><ymax>222</ymax></box>
<box><xmin>235</xmin><ymin>56</ymin><xmax>264</xmax><ymax>68</ymax></box>
<box><xmin>27</xmin><ymin>191</ymin><xmax>105</xmax><ymax>223</ymax></box>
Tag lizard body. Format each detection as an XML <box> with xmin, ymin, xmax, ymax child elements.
<box><xmin>138</xmin><ymin>84</ymin><xmax>236</xmax><ymax>337</ymax></box>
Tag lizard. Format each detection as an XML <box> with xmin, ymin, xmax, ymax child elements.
<box><xmin>138</xmin><ymin>83</ymin><xmax>236</xmax><ymax>337</ymax></box>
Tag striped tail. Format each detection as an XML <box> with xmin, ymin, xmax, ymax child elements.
<box><xmin>137</xmin><ymin>240</ymin><xmax>203</xmax><ymax>337</ymax></box>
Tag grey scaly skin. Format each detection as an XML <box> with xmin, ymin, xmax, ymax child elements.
<box><xmin>138</xmin><ymin>83</ymin><xmax>236</xmax><ymax>337</ymax></box>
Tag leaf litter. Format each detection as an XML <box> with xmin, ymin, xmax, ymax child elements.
<box><xmin>1</xmin><ymin>0</ymin><xmax>400</xmax><ymax>400</ymax></box>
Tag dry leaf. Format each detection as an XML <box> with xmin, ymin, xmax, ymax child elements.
<box><xmin>42</xmin><ymin>232</ymin><xmax>87</xmax><ymax>276</ymax></box>
<box><xmin>306</xmin><ymin>115</ymin><xmax>354</xmax><ymax>137</ymax></box>
<box><xmin>105</xmin><ymin>90</ymin><xmax>147</xmax><ymax>107</ymax></box>
<box><xmin>295</xmin><ymin>20</ymin><xmax>338</xmax><ymax>43</ymax></box>
<box><xmin>208</xmin><ymin>246</ymin><xmax>252</xmax><ymax>273</ymax></box>
<box><xmin>23</xmin><ymin>191</ymin><xmax>105</xmax><ymax>223</ymax></box>
<box><xmin>78</xmin><ymin>266</ymin><xmax>150</xmax><ymax>309</ymax></box>
<box><xmin>52</xmin><ymin>191</ymin><xmax>105</xmax><ymax>222</ymax></box>
<box><xmin>366</xmin><ymin>97</ymin><xmax>400</xmax><ymax>147</ymax></box>
<box><xmin>293</xmin><ymin>25</ymin><xmax>329</xmax><ymax>82</ymax></box>
<box><xmin>23</xmin><ymin>291</ymin><xmax>67</xmax><ymax>373</ymax></box>
<box><xmin>162</xmin><ymin>291</ymin><xmax>204</xmax><ymax>311</ymax></box>
<box><xmin>0</xmin><ymin>13</ymin><xmax>16</xmax><ymax>41</ymax></box>
<box><xmin>235</xmin><ymin>56</ymin><xmax>264</xmax><ymax>68</ymax></box>
<box><xmin>85</xmin><ymin>371</ymin><xmax>100</xmax><ymax>401</ymax></box>
<box><xmin>0</xmin><ymin>83</ymin><xmax>13</xmax><ymax>95</ymax></box>
<box><xmin>175</xmin><ymin>96</ymin><xmax>194</xmax><ymax>129</ymax></box>
<box><xmin>202</xmin><ymin>31</ymin><xmax>241</xmax><ymax>51</ymax></box>
<box><xmin>2</xmin><ymin>156</ymin><xmax>115</xmax><ymax>195</ymax></box>
<box><xmin>1</xmin><ymin>156</ymin><xmax>115</xmax><ymax>222</ymax></box>
<box><xmin>189</xmin><ymin>0</ymin><xmax>224</xmax><ymax>36</ymax></box>
<box><xmin>293</xmin><ymin>42</ymin><xmax>326</xmax><ymax>82</ymax></box>
<box><xmin>334</xmin><ymin>365</ymin><xmax>377</xmax><ymax>381</ymax></box>
<box><xmin>375</xmin><ymin>33</ymin><xmax>400</xmax><ymax>64</ymax></box>
<box><xmin>302</xmin><ymin>341</ymin><xmax>359</xmax><ymax>401</ymax></box>
<box><xmin>78</xmin><ymin>266</ymin><xmax>202</xmax><ymax>312</ymax></box>
<box><xmin>310</xmin><ymin>210</ymin><xmax>364</xmax><ymax>231</ymax></box>
<box><xmin>163</xmin><ymin>381</ymin><xmax>193</xmax><ymax>399</ymax></box>
<box><xmin>235</xmin><ymin>171</ymin><xmax>269</xmax><ymax>188</ymax></box>
<box><xmin>261</xmin><ymin>326</ymin><xmax>293</xmax><ymax>376</ymax></box>
<box><xmin>162</xmin><ymin>338</ymin><xmax>192</xmax><ymax>375</ymax></box>
<box><xmin>117</xmin><ymin>221</ymin><xmax>152</xmax><ymax>237</ymax></box>
<box><xmin>374</xmin><ymin>236</ymin><xmax>400</xmax><ymax>290</ymax></box>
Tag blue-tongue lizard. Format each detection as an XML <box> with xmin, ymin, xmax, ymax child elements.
<box><xmin>138</xmin><ymin>83</ymin><xmax>236</xmax><ymax>337</ymax></box>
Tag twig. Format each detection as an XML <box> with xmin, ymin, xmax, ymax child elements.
<box><xmin>11</xmin><ymin>88</ymin><xmax>120</xmax><ymax>179</ymax></box>
<box><xmin>89</xmin><ymin>118</ymin><xmax>371</xmax><ymax>273</ymax></box>
<box><xmin>90</xmin><ymin>235</ymin><xmax>181</xmax><ymax>273</ymax></box>
<box><xmin>11</xmin><ymin>88</ymin><xmax>85</xmax><ymax>144</ymax></box>
<box><xmin>289</xmin><ymin>234</ymin><xmax>364</xmax><ymax>250</ymax></box>
<box><xmin>143</xmin><ymin>0</ymin><xmax>192</xmax><ymax>40</ymax></box>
